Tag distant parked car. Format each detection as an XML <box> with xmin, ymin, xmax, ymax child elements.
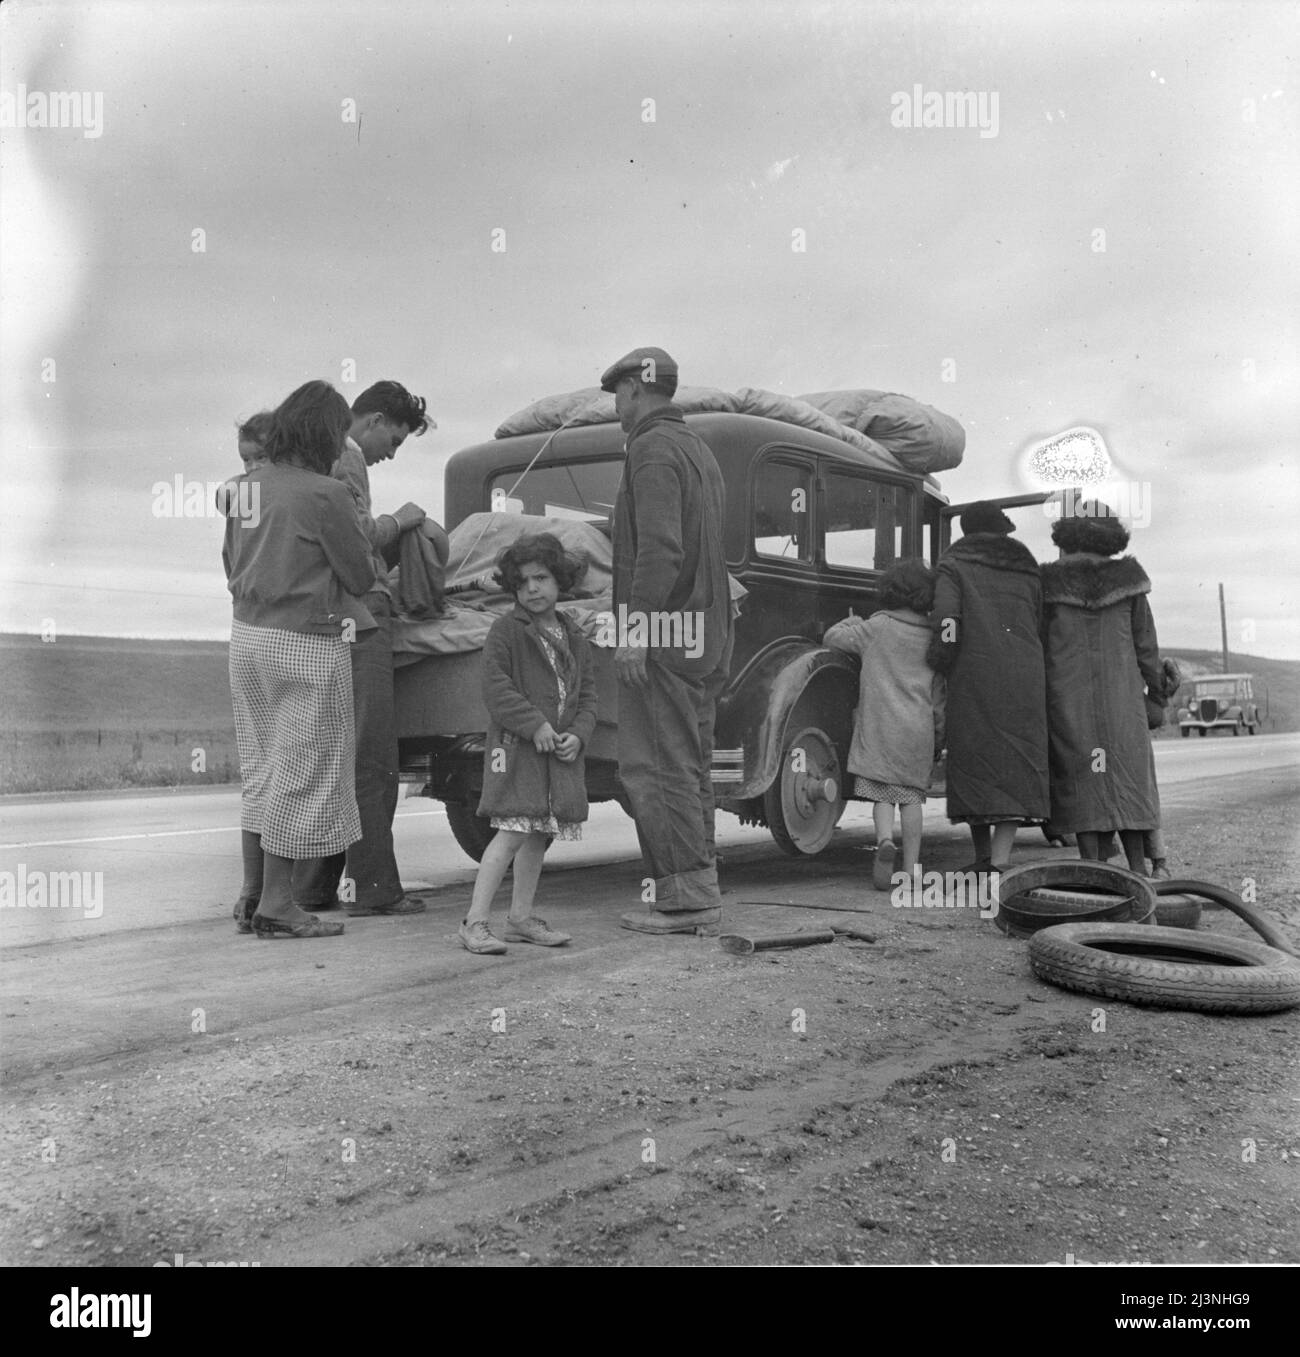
<box><xmin>1177</xmin><ymin>674</ymin><xmax>1261</xmax><ymax>737</ymax></box>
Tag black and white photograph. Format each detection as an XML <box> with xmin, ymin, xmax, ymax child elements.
<box><xmin>1</xmin><ymin>0</ymin><xmax>1297</xmax><ymax>1298</ymax></box>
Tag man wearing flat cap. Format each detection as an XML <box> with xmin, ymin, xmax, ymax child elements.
<box><xmin>603</xmin><ymin>347</ymin><xmax>732</xmax><ymax>935</ymax></box>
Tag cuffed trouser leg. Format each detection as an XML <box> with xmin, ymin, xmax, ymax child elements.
<box><xmin>618</xmin><ymin>659</ymin><xmax>722</xmax><ymax>911</ymax></box>
<box><xmin>346</xmin><ymin>599</ymin><xmax>403</xmax><ymax>908</ymax></box>
<box><xmin>293</xmin><ymin>851</ymin><xmax>344</xmax><ymax>907</ymax></box>
<box><xmin>698</xmin><ymin>666</ymin><xmax>726</xmax><ymax>859</ymax></box>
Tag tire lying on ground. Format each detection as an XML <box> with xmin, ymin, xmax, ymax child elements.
<box><xmin>1153</xmin><ymin>892</ymin><xmax>1201</xmax><ymax>930</ymax></box>
<box><xmin>996</xmin><ymin>861</ymin><xmax>1156</xmax><ymax>938</ymax></box>
<box><xmin>1028</xmin><ymin>923</ymin><xmax>1300</xmax><ymax>1014</ymax></box>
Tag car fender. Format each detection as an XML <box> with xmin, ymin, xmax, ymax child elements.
<box><xmin>718</xmin><ymin>640</ymin><xmax>858</xmax><ymax>800</ymax></box>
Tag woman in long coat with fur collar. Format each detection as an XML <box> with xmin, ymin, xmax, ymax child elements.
<box><xmin>928</xmin><ymin>503</ymin><xmax>1050</xmax><ymax>869</ymax></box>
<box><xmin>1040</xmin><ymin>503</ymin><xmax>1162</xmax><ymax>873</ymax></box>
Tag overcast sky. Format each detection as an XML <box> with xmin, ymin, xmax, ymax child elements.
<box><xmin>2</xmin><ymin>0</ymin><xmax>1296</xmax><ymax>657</ymax></box>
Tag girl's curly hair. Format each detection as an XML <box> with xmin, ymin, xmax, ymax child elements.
<box><xmin>878</xmin><ymin>558</ymin><xmax>936</xmax><ymax>613</ymax></box>
<box><xmin>494</xmin><ymin>533</ymin><xmax>586</xmax><ymax>596</ymax></box>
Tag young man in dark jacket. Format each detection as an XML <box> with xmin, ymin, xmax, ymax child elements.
<box><xmin>295</xmin><ymin>380</ymin><xmax>435</xmax><ymax>917</ymax></box>
<box><xmin>603</xmin><ymin>347</ymin><xmax>733</xmax><ymax>935</ymax></box>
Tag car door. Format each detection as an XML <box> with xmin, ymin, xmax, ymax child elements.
<box><xmin>817</xmin><ymin>464</ymin><xmax>918</xmax><ymax>629</ymax></box>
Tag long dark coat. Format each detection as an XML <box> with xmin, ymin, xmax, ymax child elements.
<box><xmin>1040</xmin><ymin>553</ymin><xmax>1162</xmax><ymax>833</ymax></box>
<box><xmin>477</xmin><ymin>606</ymin><xmax>598</xmax><ymax>822</ymax></box>
<box><xmin>928</xmin><ymin>533</ymin><xmax>1049</xmax><ymax>822</ymax></box>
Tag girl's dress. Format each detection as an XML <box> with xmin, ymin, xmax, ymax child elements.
<box><xmin>823</xmin><ymin>608</ymin><xmax>943</xmax><ymax>805</ymax></box>
<box><xmin>490</xmin><ymin>620</ymin><xmax>583</xmax><ymax>841</ymax></box>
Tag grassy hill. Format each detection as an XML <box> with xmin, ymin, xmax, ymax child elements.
<box><xmin>0</xmin><ymin>634</ymin><xmax>237</xmax><ymax>793</ymax></box>
<box><xmin>0</xmin><ymin>633</ymin><xmax>1296</xmax><ymax>792</ymax></box>
<box><xmin>0</xmin><ymin>633</ymin><xmax>234</xmax><ymax>732</ymax></box>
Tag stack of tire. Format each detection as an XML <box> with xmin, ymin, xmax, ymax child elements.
<box><xmin>996</xmin><ymin>863</ymin><xmax>1300</xmax><ymax>1015</ymax></box>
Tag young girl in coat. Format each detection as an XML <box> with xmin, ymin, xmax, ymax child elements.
<box><xmin>824</xmin><ymin>560</ymin><xmax>943</xmax><ymax>895</ymax></box>
<box><xmin>460</xmin><ymin>533</ymin><xmax>598</xmax><ymax>954</ymax></box>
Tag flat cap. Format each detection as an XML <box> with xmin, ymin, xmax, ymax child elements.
<box><xmin>599</xmin><ymin>346</ymin><xmax>678</xmax><ymax>394</ymax></box>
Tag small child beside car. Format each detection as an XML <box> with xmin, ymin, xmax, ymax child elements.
<box><xmin>823</xmin><ymin>560</ymin><xmax>944</xmax><ymax>895</ymax></box>
<box><xmin>460</xmin><ymin>533</ymin><xmax>597</xmax><ymax>954</ymax></box>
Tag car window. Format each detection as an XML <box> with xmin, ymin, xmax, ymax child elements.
<box><xmin>489</xmin><ymin>460</ymin><xmax>624</xmax><ymax>530</ymax></box>
<box><xmin>1195</xmin><ymin>681</ymin><xmax>1236</xmax><ymax>698</ymax></box>
<box><xmin>823</xmin><ymin>471</ymin><xmax>904</xmax><ymax>571</ymax></box>
<box><xmin>753</xmin><ymin>459</ymin><xmax>812</xmax><ymax>561</ymax></box>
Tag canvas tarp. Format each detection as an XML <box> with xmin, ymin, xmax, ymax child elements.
<box><xmin>391</xmin><ymin>513</ymin><xmax>614</xmax><ymax>662</ymax></box>
<box><xmin>495</xmin><ymin>386</ymin><xmax>741</xmax><ymax>440</ymax></box>
<box><xmin>493</xmin><ymin>384</ymin><xmax>906</xmax><ymax>469</ymax></box>
<box><xmin>797</xmin><ymin>389</ymin><xmax>965</xmax><ymax>473</ymax></box>
<box><xmin>391</xmin><ymin>511</ymin><xmax>747</xmax><ymax>664</ymax></box>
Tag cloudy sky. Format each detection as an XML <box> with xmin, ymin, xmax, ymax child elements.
<box><xmin>2</xmin><ymin>0</ymin><xmax>1296</xmax><ymax>656</ymax></box>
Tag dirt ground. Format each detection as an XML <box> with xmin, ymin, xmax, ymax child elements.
<box><xmin>2</xmin><ymin>765</ymin><xmax>1297</xmax><ymax>1271</ymax></box>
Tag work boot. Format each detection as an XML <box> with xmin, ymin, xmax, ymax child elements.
<box><xmin>620</xmin><ymin>907</ymin><xmax>721</xmax><ymax>937</ymax></box>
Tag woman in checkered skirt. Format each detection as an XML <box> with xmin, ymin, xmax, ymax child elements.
<box><xmin>223</xmin><ymin>381</ymin><xmax>376</xmax><ymax>938</ymax></box>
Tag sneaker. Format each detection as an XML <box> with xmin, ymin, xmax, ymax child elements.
<box><xmin>504</xmin><ymin>916</ymin><xmax>571</xmax><ymax>947</ymax></box>
<box><xmin>458</xmin><ymin>918</ymin><xmax>506</xmax><ymax>955</ymax></box>
<box><xmin>346</xmin><ymin>895</ymin><xmax>427</xmax><ymax>917</ymax></box>
<box><xmin>872</xmin><ymin>840</ymin><xmax>897</xmax><ymax>892</ymax></box>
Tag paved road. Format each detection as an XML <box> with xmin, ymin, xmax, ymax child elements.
<box><xmin>1</xmin><ymin>738</ymin><xmax>1296</xmax><ymax>1270</ymax></box>
<box><xmin>1</xmin><ymin>733</ymin><xmax>1296</xmax><ymax>949</ymax></box>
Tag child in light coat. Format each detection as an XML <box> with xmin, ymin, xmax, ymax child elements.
<box><xmin>824</xmin><ymin>560</ymin><xmax>943</xmax><ymax>893</ymax></box>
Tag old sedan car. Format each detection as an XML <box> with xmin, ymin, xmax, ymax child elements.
<box><xmin>395</xmin><ymin>409</ymin><xmax>1061</xmax><ymax>860</ymax></box>
<box><xmin>1177</xmin><ymin>673</ymin><xmax>1261</xmax><ymax>737</ymax></box>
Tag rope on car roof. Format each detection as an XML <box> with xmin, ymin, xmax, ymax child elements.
<box><xmin>457</xmin><ymin>400</ymin><xmax>607</xmax><ymax>568</ymax></box>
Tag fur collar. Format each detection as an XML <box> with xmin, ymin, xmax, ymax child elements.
<box><xmin>942</xmin><ymin>532</ymin><xmax>1040</xmax><ymax>577</ymax></box>
<box><xmin>1041</xmin><ymin>554</ymin><xmax>1151</xmax><ymax>609</ymax></box>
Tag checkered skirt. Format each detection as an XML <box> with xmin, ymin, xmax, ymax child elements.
<box><xmin>229</xmin><ymin>621</ymin><xmax>361</xmax><ymax>858</ymax></box>
<box><xmin>854</xmin><ymin>776</ymin><xmax>926</xmax><ymax>805</ymax></box>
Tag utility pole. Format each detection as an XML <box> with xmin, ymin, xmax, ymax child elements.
<box><xmin>1218</xmin><ymin>583</ymin><xmax>1229</xmax><ymax>674</ymax></box>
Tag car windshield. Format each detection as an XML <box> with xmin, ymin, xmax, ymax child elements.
<box><xmin>489</xmin><ymin>460</ymin><xmax>623</xmax><ymax>532</ymax></box>
<box><xmin>1195</xmin><ymin>682</ymin><xmax>1237</xmax><ymax>697</ymax></box>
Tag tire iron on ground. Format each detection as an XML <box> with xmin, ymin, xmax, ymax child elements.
<box><xmin>719</xmin><ymin>923</ymin><xmax>877</xmax><ymax>954</ymax></box>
